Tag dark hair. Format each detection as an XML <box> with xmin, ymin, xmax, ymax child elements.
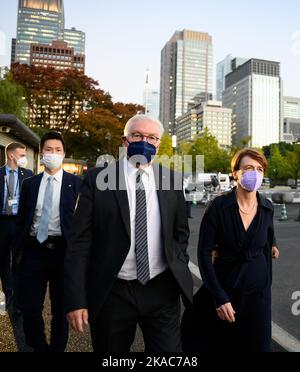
<box><xmin>5</xmin><ymin>142</ymin><xmax>26</xmax><ymax>157</ymax></box>
<box><xmin>40</xmin><ymin>131</ymin><xmax>66</xmax><ymax>152</ymax></box>
<box><xmin>231</xmin><ymin>148</ymin><xmax>268</xmax><ymax>173</ymax></box>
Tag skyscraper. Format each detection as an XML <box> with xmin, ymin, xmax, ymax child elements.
<box><xmin>160</xmin><ymin>29</ymin><xmax>213</xmax><ymax>134</ymax></box>
<box><xmin>283</xmin><ymin>96</ymin><xmax>300</xmax><ymax>143</ymax></box>
<box><xmin>223</xmin><ymin>59</ymin><xmax>282</xmax><ymax>148</ymax></box>
<box><xmin>15</xmin><ymin>0</ymin><xmax>65</xmax><ymax>64</ymax></box>
<box><xmin>63</xmin><ymin>27</ymin><xmax>85</xmax><ymax>54</ymax></box>
<box><xmin>216</xmin><ymin>55</ymin><xmax>248</xmax><ymax>101</ymax></box>
<box><xmin>143</xmin><ymin>69</ymin><xmax>160</xmax><ymax>119</ymax></box>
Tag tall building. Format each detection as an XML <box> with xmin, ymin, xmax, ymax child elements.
<box><xmin>175</xmin><ymin>100</ymin><xmax>232</xmax><ymax>148</ymax></box>
<box><xmin>216</xmin><ymin>55</ymin><xmax>248</xmax><ymax>101</ymax></box>
<box><xmin>30</xmin><ymin>40</ymin><xmax>85</xmax><ymax>72</ymax></box>
<box><xmin>143</xmin><ymin>89</ymin><xmax>160</xmax><ymax>120</ymax></box>
<box><xmin>63</xmin><ymin>27</ymin><xmax>85</xmax><ymax>54</ymax></box>
<box><xmin>11</xmin><ymin>38</ymin><xmax>17</xmax><ymax>65</ymax></box>
<box><xmin>143</xmin><ymin>69</ymin><xmax>160</xmax><ymax>119</ymax></box>
<box><xmin>223</xmin><ymin>59</ymin><xmax>282</xmax><ymax>148</ymax></box>
<box><xmin>284</xmin><ymin>96</ymin><xmax>300</xmax><ymax>119</ymax></box>
<box><xmin>283</xmin><ymin>96</ymin><xmax>300</xmax><ymax>143</ymax></box>
<box><xmin>15</xmin><ymin>0</ymin><xmax>65</xmax><ymax>64</ymax></box>
<box><xmin>160</xmin><ymin>29</ymin><xmax>213</xmax><ymax>134</ymax></box>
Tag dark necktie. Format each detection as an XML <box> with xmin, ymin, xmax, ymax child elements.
<box><xmin>135</xmin><ymin>170</ymin><xmax>150</xmax><ymax>285</ymax></box>
<box><xmin>6</xmin><ymin>170</ymin><xmax>15</xmax><ymax>215</ymax></box>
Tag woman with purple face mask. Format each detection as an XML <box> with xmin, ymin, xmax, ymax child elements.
<box><xmin>182</xmin><ymin>149</ymin><xmax>279</xmax><ymax>353</ymax></box>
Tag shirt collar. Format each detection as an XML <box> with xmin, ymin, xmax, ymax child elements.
<box><xmin>125</xmin><ymin>157</ymin><xmax>152</xmax><ymax>178</ymax></box>
<box><xmin>43</xmin><ymin>168</ymin><xmax>63</xmax><ymax>183</ymax></box>
<box><xmin>5</xmin><ymin>164</ymin><xmax>18</xmax><ymax>173</ymax></box>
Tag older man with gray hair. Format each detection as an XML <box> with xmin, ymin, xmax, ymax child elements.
<box><xmin>65</xmin><ymin>114</ymin><xmax>193</xmax><ymax>352</ymax></box>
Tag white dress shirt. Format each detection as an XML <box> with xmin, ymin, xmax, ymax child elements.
<box><xmin>31</xmin><ymin>169</ymin><xmax>63</xmax><ymax>237</ymax></box>
<box><xmin>118</xmin><ymin>157</ymin><xmax>168</xmax><ymax>281</ymax></box>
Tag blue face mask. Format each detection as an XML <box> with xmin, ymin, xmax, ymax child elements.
<box><xmin>127</xmin><ymin>141</ymin><xmax>157</xmax><ymax>165</ymax></box>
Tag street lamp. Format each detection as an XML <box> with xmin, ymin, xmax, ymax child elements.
<box><xmin>172</xmin><ymin>135</ymin><xmax>177</xmax><ymax>156</ymax></box>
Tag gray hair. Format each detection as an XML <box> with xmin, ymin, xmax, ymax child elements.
<box><xmin>123</xmin><ymin>114</ymin><xmax>165</xmax><ymax>138</ymax></box>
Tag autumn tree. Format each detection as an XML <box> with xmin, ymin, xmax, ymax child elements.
<box><xmin>10</xmin><ymin>63</ymin><xmax>144</xmax><ymax>163</ymax></box>
<box><xmin>11</xmin><ymin>63</ymin><xmax>112</xmax><ymax>134</ymax></box>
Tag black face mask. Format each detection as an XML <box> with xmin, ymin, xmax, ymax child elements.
<box><xmin>127</xmin><ymin>141</ymin><xmax>157</xmax><ymax>164</ymax></box>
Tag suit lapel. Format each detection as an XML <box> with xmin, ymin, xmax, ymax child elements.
<box><xmin>153</xmin><ymin>164</ymin><xmax>168</xmax><ymax>243</ymax></box>
<box><xmin>18</xmin><ymin>168</ymin><xmax>26</xmax><ymax>190</ymax></box>
<box><xmin>31</xmin><ymin>173</ymin><xmax>44</xmax><ymax>213</ymax></box>
<box><xmin>113</xmin><ymin>160</ymin><xmax>131</xmax><ymax>239</ymax></box>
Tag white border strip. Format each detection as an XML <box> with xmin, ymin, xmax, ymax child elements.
<box><xmin>188</xmin><ymin>261</ymin><xmax>300</xmax><ymax>352</ymax></box>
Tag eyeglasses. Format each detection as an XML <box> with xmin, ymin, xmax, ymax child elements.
<box><xmin>128</xmin><ymin>133</ymin><xmax>160</xmax><ymax>145</ymax></box>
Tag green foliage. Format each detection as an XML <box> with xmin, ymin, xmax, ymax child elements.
<box><xmin>188</xmin><ymin>128</ymin><xmax>231</xmax><ymax>173</ymax></box>
<box><xmin>285</xmin><ymin>145</ymin><xmax>300</xmax><ymax>183</ymax></box>
<box><xmin>0</xmin><ymin>72</ymin><xmax>27</xmax><ymax>122</ymax></box>
<box><xmin>157</xmin><ymin>133</ymin><xmax>173</xmax><ymax>158</ymax></box>
<box><xmin>267</xmin><ymin>144</ymin><xmax>289</xmax><ymax>179</ymax></box>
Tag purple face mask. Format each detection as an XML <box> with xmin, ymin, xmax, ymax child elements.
<box><xmin>240</xmin><ymin>170</ymin><xmax>263</xmax><ymax>192</ymax></box>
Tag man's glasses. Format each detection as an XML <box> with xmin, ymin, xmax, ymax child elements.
<box><xmin>128</xmin><ymin>133</ymin><xmax>160</xmax><ymax>145</ymax></box>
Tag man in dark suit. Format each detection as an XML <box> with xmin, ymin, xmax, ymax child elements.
<box><xmin>65</xmin><ymin>115</ymin><xmax>193</xmax><ymax>352</ymax></box>
<box><xmin>15</xmin><ymin>132</ymin><xmax>81</xmax><ymax>352</ymax></box>
<box><xmin>0</xmin><ymin>142</ymin><xmax>33</xmax><ymax>310</ymax></box>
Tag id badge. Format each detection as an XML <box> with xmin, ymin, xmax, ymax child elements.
<box><xmin>8</xmin><ymin>199</ymin><xmax>18</xmax><ymax>207</ymax></box>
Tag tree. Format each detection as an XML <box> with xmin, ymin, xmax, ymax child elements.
<box><xmin>66</xmin><ymin>108</ymin><xmax>123</xmax><ymax>163</ymax></box>
<box><xmin>10</xmin><ymin>63</ymin><xmax>144</xmax><ymax>163</ymax></box>
<box><xmin>112</xmin><ymin>102</ymin><xmax>144</xmax><ymax>125</ymax></box>
<box><xmin>11</xmin><ymin>63</ymin><xmax>112</xmax><ymax>134</ymax></box>
<box><xmin>263</xmin><ymin>142</ymin><xmax>294</xmax><ymax>158</ymax></box>
<box><xmin>267</xmin><ymin>144</ymin><xmax>288</xmax><ymax>180</ymax></box>
<box><xmin>157</xmin><ymin>133</ymin><xmax>173</xmax><ymax>157</ymax></box>
<box><xmin>286</xmin><ymin>145</ymin><xmax>300</xmax><ymax>184</ymax></box>
<box><xmin>189</xmin><ymin>128</ymin><xmax>231</xmax><ymax>173</ymax></box>
<box><xmin>0</xmin><ymin>72</ymin><xmax>27</xmax><ymax>122</ymax></box>
<box><xmin>179</xmin><ymin>141</ymin><xmax>193</xmax><ymax>156</ymax></box>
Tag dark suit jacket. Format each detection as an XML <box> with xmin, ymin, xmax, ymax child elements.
<box><xmin>64</xmin><ymin>160</ymin><xmax>193</xmax><ymax>322</ymax></box>
<box><xmin>14</xmin><ymin>170</ymin><xmax>81</xmax><ymax>255</ymax></box>
<box><xmin>0</xmin><ymin>166</ymin><xmax>33</xmax><ymax>214</ymax></box>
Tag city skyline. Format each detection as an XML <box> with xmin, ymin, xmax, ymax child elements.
<box><xmin>0</xmin><ymin>0</ymin><xmax>300</xmax><ymax>104</ymax></box>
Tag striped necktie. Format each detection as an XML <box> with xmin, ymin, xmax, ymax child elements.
<box><xmin>135</xmin><ymin>170</ymin><xmax>150</xmax><ymax>285</ymax></box>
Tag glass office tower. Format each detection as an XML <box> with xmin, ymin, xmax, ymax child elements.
<box><xmin>15</xmin><ymin>0</ymin><xmax>65</xmax><ymax>64</ymax></box>
<box><xmin>63</xmin><ymin>27</ymin><xmax>85</xmax><ymax>55</ymax></box>
<box><xmin>223</xmin><ymin>59</ymin><xmax>282</xmax><ymax>148</ymax></box>
<box><xmin>160</xmin><ymin>29</ymin><xmax>213</xmax><ymax>134</ymax></box>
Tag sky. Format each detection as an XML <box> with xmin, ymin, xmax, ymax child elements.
<box><xmin>0</xmin><ymin>0</ymin><xmax>300</xmax><ymax>104</ymax></box>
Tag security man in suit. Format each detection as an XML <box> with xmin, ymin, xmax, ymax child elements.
<box><xmin>65</xmin><ymin>115</ymin><xmax>193</xmax><ymax>352</ymax></box>
<box><xmin>15</xmin><ymin>132</ymin><xmax>81</xmax><ymax>352</ymax></box>
<box><xmin>0</xmin><ymin>142</ymin><xmax>33</xmax><ymax>310</ymax></box>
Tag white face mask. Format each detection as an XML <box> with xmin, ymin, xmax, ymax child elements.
<box><xmin>42</xmin><ymin>154</ymin><xmax>64</xmax><ymax>170</ymax></box>
<box><xmin>16</xmin><ymin>156</ymin><xmax>28</xmax><ymax>168</ymax></box>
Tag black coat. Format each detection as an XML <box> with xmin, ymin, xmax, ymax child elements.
<box><xmin>64</xmin><ymin>161</ymin><xmax>193</xmax><ymax>322</ymax></box>
<box><xmin>14</xmin><ymin>171</ymin><xmax>81</xmax><ymax>255</ymax></box>
<box><xmin>0</xmin><ymin>166</ymin><xmax>33</xmax><ymax>213</ymax></box>
<box><xmin>182</xmin><ymin>189</ymin><xmax>276</xmax><ymax>352</ymax></box>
